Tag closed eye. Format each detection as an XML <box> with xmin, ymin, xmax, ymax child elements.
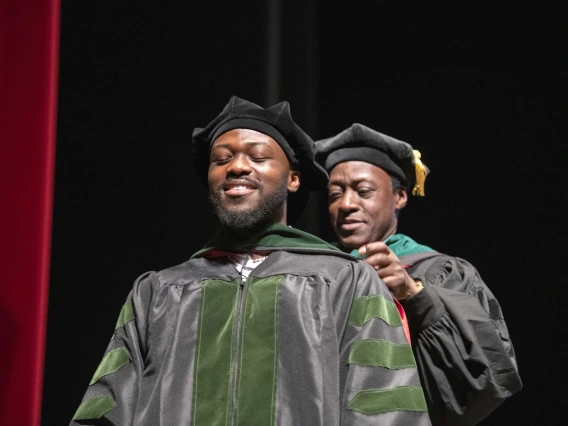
<box><xmin>211</xmin><ymin>156</ymin><xmax>232</xmax><ymax>165</ymax></box>
<box><xmin>328</xmin><ymin>191</ymin><xmax>343</xmax><ymax>200</ymax></box>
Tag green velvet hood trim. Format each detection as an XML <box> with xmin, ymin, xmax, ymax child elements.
<box><xmin>345</xmin><ymin>233</ymin><xmax>435</xmax><ymax>259</ymax></box>
<box><xmin>192</xmin><ymin>222</ymin><xmax>341</xmax><ymax>258</ymax></box>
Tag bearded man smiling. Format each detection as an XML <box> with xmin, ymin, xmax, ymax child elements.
<box><xmin>71</xmin><ymin>98</ymin><xmax>430</xmax><ymax>426</ymax></box>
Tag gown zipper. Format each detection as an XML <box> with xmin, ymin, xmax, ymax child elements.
<box><xmin>228</xmin><ymin>255</ymin><xmax>250</xmax><ymax>426</ymax></box>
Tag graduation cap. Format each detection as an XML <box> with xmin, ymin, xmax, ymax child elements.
<box><xmin>315</xmin><ymin>123</ymin><xmax>429</xmax><ymax>196</ymax></box>
<box><xmin>192</xmin><ymin>96</ymin><xmax>329</xmax><ymax>222</ymax></box>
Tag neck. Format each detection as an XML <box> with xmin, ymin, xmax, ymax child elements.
<box><xmin>222</xmin><ymin>218</ymin><xmax>286</xmax><ymax>241</ymax></box>
<box><xmin>383</xmin><ymin>227</ymin><xmax>398</xmax><ymax>242</ymax></box>
<box><xmin>338</xmin><ymin>228</ymin><xmax>399</xmax><ymax>252</ymax></box>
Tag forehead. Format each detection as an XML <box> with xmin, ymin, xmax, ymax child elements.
<box><xmin>329</xmin><ymin>160</ymin><xmax>391</xmax><ymax>184</ymax></box>
<box><xmin>211</xmin><ymin>128</ymin><xmax>281</xmax><ymax>151</ymax></box>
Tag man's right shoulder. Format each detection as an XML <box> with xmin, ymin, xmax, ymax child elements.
<box><xmin>133</xmin><ymin>256</ymin><xmax>230</xmax><ymax>289</ymax></box>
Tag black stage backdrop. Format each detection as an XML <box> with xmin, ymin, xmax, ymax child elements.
<box><xmin>44</xmin><ymin>1</ymin><xmax>566</xmax><ymax>425</ymax></box>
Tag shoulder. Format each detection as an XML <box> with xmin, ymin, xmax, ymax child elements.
<box><xmin>132</xmin><ymin>256</ymin><xmax>236</xmax><ymax>290</ymax></box>
<box><xmin>283</xmin><ymin>251</ymin><xmax>390</xmax><ymax>299</ymax></box>
<box><xmin>155</xmin><ymin>258</ymin><xmax>212</xmax><ymax>283</ymax></box>
<box><xmin>404</xmin><ymin>251</ymin><xmax>477</xmax><ymax>274</ymax></box>
<box><xmin>260</xmin><ymin>249</ymin><xmax>372</xmax><ymax>281</ymax></box>
<box><xmin>296</xmin><ymin>251</ymin><xmax>384</xmax><ymax>291</ymax></box>
<box><xmin>405</xmin><ymin>252</ymin><xmax>486</xmax><ymax>293</ymax></box>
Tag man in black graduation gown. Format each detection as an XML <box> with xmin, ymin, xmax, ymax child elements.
<box><xmin>70</xmin><ymin>100</ymin><xmax>431</xmax><ymax>425</ymax></box>
<box><xmin>315</xmin><ymin>123</ymin><xmax>522</xmax><ymax>426</ymax></box>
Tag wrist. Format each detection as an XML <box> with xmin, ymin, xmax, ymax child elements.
<box><xmin>407</xmin><ymin>279</ymin><xmax>424</xmax><ymax>297</ymax></box>
<box><xmin>397</xmin><ymin>279</ymin><xmax>424</xmax><ymax>301</ymax></box>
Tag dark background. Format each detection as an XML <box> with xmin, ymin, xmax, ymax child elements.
<box><xmin>43</xmin><ymin>1</ymin><xmax>566</xmax><ymax>424</ymax></box>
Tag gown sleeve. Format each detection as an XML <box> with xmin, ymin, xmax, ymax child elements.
<box><xmin>400</xmin><ymin>255</ymin><xmax>522</xmax><ymax>426</ymax></box>
<box><xmin>70</xmin><ymin>272</ymin><xmax>156</xmax><ymax>426</ymax></box>
<box><xmin>337</xmin><ymin>260</ymin><xmax>432</xmax><ymax>425</ymax></box>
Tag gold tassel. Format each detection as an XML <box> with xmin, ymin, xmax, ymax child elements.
<box><xmin>412</xmin><ymin>150</ymin><xmax>427</xmax><ymax>196</ymax></box>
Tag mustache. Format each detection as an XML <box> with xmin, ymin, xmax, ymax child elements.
<box><xmin>217</xmin><ymin>176</ymin><xmax>262</xmax><ymax>192</ymax></box>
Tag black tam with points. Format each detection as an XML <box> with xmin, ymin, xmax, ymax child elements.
<box><xmin>192</xmin><ymin>96</ymin><xmax>329</xmax><ymax>223</ymax></box>
<box><xmin>315</xmin><ymin>123</ymin><xmax>428</xmax><ymax>191</ymax></box>
<box><xmin>192</xmin><ymin>96</ymin><xmax>328</xmax><ymax>190</ymax></box>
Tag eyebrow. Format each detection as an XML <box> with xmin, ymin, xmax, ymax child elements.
<box><xmin>211</xmin><ymin>141</ymin><xmax>271</xmax><ymax>151</ymax></box>
<box><xmin>329</xmin><ymin>176</ymin><xmax>371</xmax><ymax>186</ymax></box>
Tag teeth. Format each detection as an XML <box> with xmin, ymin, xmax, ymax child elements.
<box><xmin>227</xmin><ymin>185</ymin><xmax>251</xmax><ymax>190</ymax></box>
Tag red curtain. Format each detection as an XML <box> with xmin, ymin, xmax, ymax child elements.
<box><xmin>0</xmin><ymin>1</ymin><xmax>60</xmax><ymax>425</ymax></box>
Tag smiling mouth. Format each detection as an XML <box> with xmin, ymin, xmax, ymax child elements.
<box><xmin>222</xmin><ymin>180</ymin><xmax>259</xmax><ymax>197</ymax></box>
<box><xmin>339</xmin><ymin>221</ymin><xmax>364</xmax><ymax>231</ymax></box>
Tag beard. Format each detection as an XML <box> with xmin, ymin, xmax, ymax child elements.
<box><xmin>208</xmin><ymin>180</ymin><xmax>289</xmax><ymax>231</ymax></box>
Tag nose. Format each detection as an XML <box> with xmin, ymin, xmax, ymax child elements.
<box><xmin>226</xmin><ymin>154</ymin><xmax>252</xmax><ymax>176</ymax></box>
<box><xmin>338</xmin><ymin>189</ymin><xmax>359</xmax><ymax>213</ymax></box>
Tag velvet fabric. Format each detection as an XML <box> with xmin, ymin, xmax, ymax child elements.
<box><xmin>315</xmin><ymin>123</ymin><xmax>429</xmax><ymax>190</ymax></box>
<box><xmin>192</xmin><ymin>96</ymin><xmax>328</xmax><ymax>190</ymax></box>
<box><xmin>71</xmin><ymin>225</ymin><xmax>431</xmax><ymax>425</ymax></box>
<box><xmin>338</xmin><ymin>233</ymin><xmax>522</xmax><ymax>425</ymax></box>
<box><xmin>349</xmin><ymin>233</ymin><xmax>435</xmax><ymax>260</ymax></box>
<box><xmin>193</xmin><ymin>222</ymin><xmax>343</xmax><ymax>259</ymax></box>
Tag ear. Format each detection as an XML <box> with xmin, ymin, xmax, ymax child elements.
<box><xmin>394</xmin><ymin>188</ymin><xmax>408</xmax><ymax>209</ymax></box>
<box><xmin>287</xmin><ymin>170</ymin><xmax>301</xmax><ymax>193</ymax></box>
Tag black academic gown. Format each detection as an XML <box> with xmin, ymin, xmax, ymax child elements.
<box><xmin>399</xmin><ymin>252</ymin><xmax>522</xmax><ymax>426</ymax></box>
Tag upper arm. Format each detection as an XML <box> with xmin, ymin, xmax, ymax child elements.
<box><xmin>70</xmin><ymin>272</ymin><xmax>156</xmax><ymax>425</ymax></box>
<box><xmin>337</xmin><ymin>261</ymin><xmax>431</xmax><ymax>425</ymax></box>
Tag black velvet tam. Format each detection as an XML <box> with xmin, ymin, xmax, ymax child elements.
<box><xmin>315</xmin><ymin>123</ymin><xmax>428</xmax><ymax>191</ymax></box>
<box><xmin>192</xmin><ymin>96</ymin><xmax>328</xmax><ymax>190</ymax></box>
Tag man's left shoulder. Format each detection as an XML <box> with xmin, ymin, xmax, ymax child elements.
<box><xmin>273</xmin><ymin>248</ymin><xmax>368</xmax><ymax>277</ymax></box>
<box><xmin>402</xmin><ymin>251</ymin><xmax>478</xmax><ymax>271</ymax></box>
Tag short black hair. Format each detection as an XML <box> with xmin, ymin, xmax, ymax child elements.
<box><xmin>390</xmin><ymin>175</ymin><xmax>405</xmax><ymax>192</ymax></box>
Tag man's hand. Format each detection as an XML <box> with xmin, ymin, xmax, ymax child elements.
<box><xmin>358</xmin><ymin>242</ymin><xmax>421</xmax><ymax>300</ymax></box>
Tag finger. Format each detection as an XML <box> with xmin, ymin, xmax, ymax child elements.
<box><xmin>363</xmin><ymin>253</ymin><xmax>391</xmax><ymax>269</ymax></box>
<box><xmin>358</xmin><ymin>241</ymin><xmax>389</xmax><ymax>257</ymax></box>
<box><xmin>377</xmin><ymin>264</ymin><xmax>398</xmax><ymax>279</ymax></box>
<box><xmin>381</xmin><ymin>275</ymin><xmax>408</xmax><ymax>298</ymax></box>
